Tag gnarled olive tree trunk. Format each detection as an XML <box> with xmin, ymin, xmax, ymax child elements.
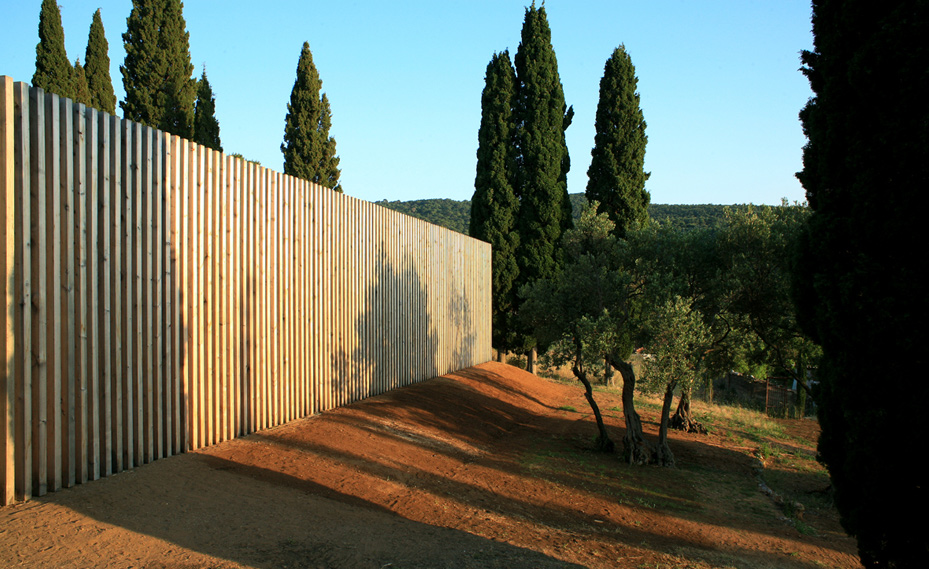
<box><xmin>572</xmin><ymin>339</ymin><xmax>614</xmax><ymax>452</ymax></box>
<box><xmin>608</xmin><ymin>356</ymin><xmax>654</xmax><ymax>465</ymax></box>
<box><xmin>671</xmin><ymin>388</ymin><xmax>707</xmax><ymax>434</ymax></box>
<box><xmin>656</xmin><ymin>380</ymin><xmax>677</xmax><ymax>467</ymax></box>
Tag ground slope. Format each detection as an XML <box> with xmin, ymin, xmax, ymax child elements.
<box><xmin>0</xmin><ymin>362</ymin><xmax>858</xmax><ymax>568</ymax></box>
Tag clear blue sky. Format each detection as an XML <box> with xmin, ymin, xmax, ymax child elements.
<box><xmin>1</xmin><ymin>0</ymin><xmax>814</xmax><ymax>205</ymax></box>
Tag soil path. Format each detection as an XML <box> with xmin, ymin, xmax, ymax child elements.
<box><xmin>0</xmin><ymin>362</ymin><xmax>859</xmax><ymax>568</ymax></box>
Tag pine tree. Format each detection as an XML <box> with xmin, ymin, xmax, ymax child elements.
<box><xmin>586</xmin><ymin>46</ymin><xmax>650</xmax><ymax>239</ymax></box>
<box><xmin>513</xmin><ymin>2</ymin><xmax>572</xmax><ymax>288</ymax></box>
<box><xmin>121</xmin><ymin>0</ymin><xmax>195</xmax><ymax>137</ymax></box>
<box><xmin>193</xmin><ymin>69</ymin><xmax>222</xmax><ymax>151</ymax></box>
<box><xmin>33</xmin><ymin>0</ymin><xmax>73</xmax><ymax>100</ymax></box>
<box><xmin>84</xmin><ymin>8</ymin><xmax>116</xmax><ymax>114</ymax></box>
<box><xmin>793</xmin><ymin>1</ymin><xmax>929</xmax><ymax>566</ymax></box>
<box><xmin>470</xmin><ymin>51</ymin><xmax>520</xmax><ymax>355</ymax></box>
<box><xmin>281</xmin><ymin>42</ymin><xmax>342</xmax><ymax>192</ymax></box>
<box><xmin>72</xmin><ymin>59</ymin><xmax>91</xmax><ymax>106</ymax></box>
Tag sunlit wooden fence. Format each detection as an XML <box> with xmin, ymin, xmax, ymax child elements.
<box><xmin>0</xmin><ymin>76</ymin><xmax>491</xmax><ymax>505</ymax></box>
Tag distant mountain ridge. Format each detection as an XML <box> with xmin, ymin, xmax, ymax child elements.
<box><xmin>375</xmin><ymin>194</ymin><xmax>739</xmax><ymax>235</ymax></box>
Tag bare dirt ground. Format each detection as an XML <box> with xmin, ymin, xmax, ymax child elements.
<box><xmin>0</xmin><ymin>362</ymin><xmax>860</xmax><ymax>568</ymax></box>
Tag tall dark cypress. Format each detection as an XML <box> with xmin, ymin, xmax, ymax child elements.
<box><xmin>586</xmin><ymin>46</ymin><xmax>650</xmax><ymax>239</ymax></box>
<box><xmin>513</xmin><ymin>2</ymin><xmax>573</xmax><ymax>289</ymax></box>
<box><xmin>470</xmin><ymin>51</ymin><xmax>520</xmax><ymax>355</ymax></box>
<box><xmin>193</xmin><ymin>69</ymin><xmax>222</xmax><ymax>151</ymax></box>
<box><xmin>281</xmin><ymin>42</ymin><xmax>342</xmax><ymax>192</ymax></box>
<box><xmin>72</xmin><ymin>59</ymin><xmax>91</xmax><ymax>106</ymax></box>
<box><xmin>793</xmin><ymin>1</ymin><xmax>929</xmax><ymax>567</ymax></box>
<box><xmin>84</xmin><ymin>8</ymin><xmax>116</xmax><ymax>114</ymax></box>
<box><xmin>121</xmin><ymin>0</ymin><xmax>163</xmax><ymax>126</ymax></box>
<box><xmin>121</xmin><ymin>0</ymin><xmax>195</xmax><ymax>137</ymax></box>
<box><xmin>157</xmin><ymin>0</ymin><xmax>195</xmax><ymax>137</ymax></box>
<box><xmin>33</xmin><ymin>0</ymin><xmax>73</xmax><ymax>100</ymax></box>
<box><xmin>511</xmin><ymin>2</ymin><xmax>572</xmax><ymax>362</ymax></box>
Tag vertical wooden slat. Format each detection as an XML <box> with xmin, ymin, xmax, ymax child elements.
<box><xmin>72</xmin><ymin>101</ymin><xmax>88</xmax><ymax>485</ymax></box>
<box><xmin>0</xmin><ymin>77</ymin><xmax>15</xmax><ymax>505</ymax></box>
<box><xmin>152</xmin><ymin>130</ymin><xmax>163</xmax><ymax>460</ymax></box>
<box><xmin>28</xmin><ymin>86</ymin><xmax>47</xmax><ymax>497</ymax></box>
<box><xmin>43</xmin><ymin>92</ymin><xmax>62</xmax><ymax>492</ymax></box>
<box><xmin>97</xmin><ymin>110</ymin><xmax>112</xmax><ymax>477</ymax></box>
<box><xmin>108</xmin><ymin>115</ymin><xmax>122</xmax><ymax>471</ymax></box>
<box><xmin>13</xmin><ymin>83</ymin><xmax>32</xmax><ymax>500</ymax></box>
<box><xmin>84</xmin><ymin>106</ymin><xmax>100</xmax><ymax>481</ymax></box>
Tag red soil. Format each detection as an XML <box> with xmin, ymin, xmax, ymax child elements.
<box><xmin>0</xmin><ymin>362</ymin><xmax>859</xmax><ymax>568</ymax></box>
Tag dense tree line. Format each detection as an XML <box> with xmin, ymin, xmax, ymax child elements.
<box><xmin>522</xmin><ymin>201</ymin><xmax>816</xmax><ymax>466</ymax></box>
<box><xmin>378</xmin><ymin>197</ymin><xmax>742</xmax><ymax>238</ymax></box>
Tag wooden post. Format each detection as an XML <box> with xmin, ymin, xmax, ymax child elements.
<box><xmin>1</xmin><ymin>76</ymin><xmax>16</xmax><ymax>505</ymax></box>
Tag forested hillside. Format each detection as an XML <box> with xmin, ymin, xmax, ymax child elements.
<box><xmin>377</xmin><ymin>194</ymin><xmax>739</xmax><ymax>235</ymax></box>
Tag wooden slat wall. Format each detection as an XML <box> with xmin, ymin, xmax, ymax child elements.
<box><xmin>0</xmin><ymin>77</ymin><xmax>492</xmax><ymax>505</ymax></box>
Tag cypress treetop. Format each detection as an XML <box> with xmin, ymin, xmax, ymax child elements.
<box><xmin>193</xmin><ymin>68</ymin><xmax>222</xmax><ymax>151</ymax></box>
<box><xmin>282</xmin><ymin>42</ymin><xmax>342</xmax><ymax>192</ymax></box>
<box><xmin>121</xmin><ymin>0</ymin><xmax>163</xmax><ymax>126</ymax></box>
<box><xmin>471</xmin><ymin>50</ymin><xmax>520</xmax><ymax>354</ymax></box>
<box><xmin>33</xmin><ymin>0</ymin><xmax>73</xmax><ymax>99</ymax></box>
<box><xmin>586</xmin><ymin>45</ymin><xmax>650</xmax><ymax>239</ymax></box>
<box><xmin>157</xmin><ymin>0</ymin><xmax>196</xmax><ymax>137</ymax></box>
<box><xmin>72</xmin><ymin>59</ymin><xmax>91</xmax><ymax>106</ymax></box>
<box><xmin>121</xmin><ymin>0</ymin><xmax>196</xmax><ymax>137</ymax></box>
<box><xmin>84</xmin><ymin>8</ymin><xmax>116</xmax><ymax>114</ymax></box>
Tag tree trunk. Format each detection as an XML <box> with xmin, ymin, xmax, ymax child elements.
<box><xmin>656</xmin><ymin>380</ymin><xmax>677</xmax><ymax>467</ymax></box>
<box><xmin>572</xmin><ymin>365</ymin><xmax>615</xmax><ymax>453</ymax></box>
<box><xmin>603</xmin><ymin>357</ymin><xmax>614</xmax><ymax>386</ymax></box>
<box><xmin>527</xmin><ymin>347</ymin><xmax>537</xmax><ymax>375</ymax></box>
<box><xmin>495</xmin><ymin>350</ymin><xmax>503</xmax><ymax>363</ymax></box>
<box><xmin>608</xmin><ymin>356</ymin><xmax>654</xmax><ymax>465</ymax></box>
<box><xmin>671</xmin><ymin>388</ymin><xmax>707</xmax><ymax>434</ymax></box>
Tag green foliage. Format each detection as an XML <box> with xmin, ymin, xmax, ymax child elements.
<box><xmin>639</xmin><ymin>296</ymin><xmax>708</xmax><ymax>396</ymax></box>
<box><xmin>521</xmin><ymin>202</ymin><xmax>635</xmax><ymax>367</ymax></box>
<box><xmin>376</xmin><ymin>199</ymin><xmax>470</xmax><ymax>234</ymax></box>
<box><xmin>471</xmin><ymin>51</ymin><xmax>520</xmax><ymax>354</ymax></box>
<box><xmin>586</xmin><ymin>46</ymin><xmax>650</xmax><ymax>239</ymax></box>
<box><xmin>84</xmin><ymin>9</ymin><xmax>116</xmax><ymax>114</ymax></box>
<box><xmin>71</xmin><ymin>59</ymin><xmax>90</xmax><ymax>107</ymax></box>
<box><xmin>281</xmin><ymin>42</ymin><xmax>341</xmax><ymax>192</ymax></box>
<box><xmin>33</xmin><ymin>0</ymin><xmax>73</xmax><ymax>100</ymax></box>
<box><xmin>121</xmin><ymin>0</ymin><xmax>196</xmax><ymax>137</ymax></box>
<box><xmin>793</xmin><ymin>1</ymin><xmax>929</xmax><ymax>566</ymax></box>
<box><xmin>513</xmin><ymin>2</ymin><xmax>573</xmax><ymax>293</ymax></box>
<box><xmin>157</xmin><ymin>0</ymin><xmax>195</xmax><ymax>137</ymax></box>
<box><xmin>193</xmin><ymin>69</ymin><xmax>222</xmax><ymax>151</ymax></box>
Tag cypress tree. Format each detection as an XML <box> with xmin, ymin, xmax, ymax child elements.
<box><xmin>121</xmin><ymin>0</ymin><xmax>162</xmax><ymax>126</ymax></box>
<box><xmin>513</xmin><ymin>2</ymin><xmax>572</xmax><ymax>288</ymax></box>
<box><xmin>84</xmin><ymin>8</ymin><xmax>116</xmax><ymax>114</ymax></box>
<box><xmin>193</xmin><ymin>69</ymin><xmax>222</xmax><ymax>151</ymax></box>
<box><xmin>157</xmin><ymin>0</ymin><xmax>196</xmax><ymax>137</ymax></box>
<box><xmin>793</xmin><ymin>1</ymin><xmax>929</xmax><ymax>566</ymax></box>
<box><xmin>33</xmin><ymin>0</ymin><xmax>73</xmax><ymax>100</ymax></box>
<box><xmin>121</xmin><ymin>0</ymin><xmax>195</xmax><ymax>137</ymax></box>
<box><xmin>281</xmin><ymin>42</ymin><xmax>342</xmax><ymax>192</ymax></box>
<box><xmin>586</xmin><ymin>46</ymin><xmax>650</xmax><ymax>239</ymax></box>
<box><xmin>511</xmin><ymin>2</ymin><xmax>573</xmax><ymax>363</ymax></box>
<box><xmin>72</xmin><ymin>59</ymin><xmax>91</xmax><ymax>106</ymax></box>
<box><xmin>470</xmin><ymin>51</ymin><xmax>520</xmax><ymax>355</ymax></box>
